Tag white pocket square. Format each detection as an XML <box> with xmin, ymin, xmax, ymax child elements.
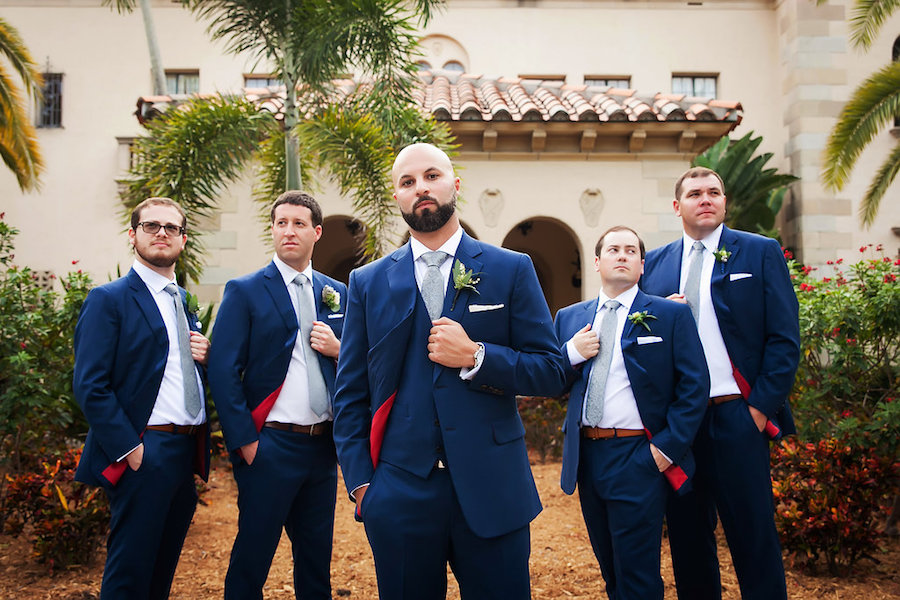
<box><xmin>729</xmin><ymin>273</ymin><xmax>753</xmax><ymax>281</ymax></box>
<box><xmin>327</xmin><ymin>313</ymin><xmax>343</xmax><ymax>319</ymax></box>
<box><xmin>469</xmin><ymin>303</ymin><xmax>505</xmax><ymax>313</ymax></box>
<box><xmin>637</xmin><ymin>336</ymin><xmax>663</xmax><ymax>345</ymax></box>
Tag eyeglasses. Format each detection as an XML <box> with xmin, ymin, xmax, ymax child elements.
<box><xmin>136</xmin><ymin>221</ymin><xmax>185</xmax><ymax>237</ymax></box>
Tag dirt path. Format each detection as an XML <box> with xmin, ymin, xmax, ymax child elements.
<box><xmin>2</xmin><ymin>461</ymin><xmax>898</xmax><ymax>599</ymax></box>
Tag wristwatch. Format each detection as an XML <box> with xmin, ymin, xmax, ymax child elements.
<box><xmin>473</xmin><ymin>342</ymin><xmax>485</xmax><ymax>369</ymax></box>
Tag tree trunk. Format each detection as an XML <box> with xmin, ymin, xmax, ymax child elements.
<box><xmin>139</xmin><ymin>0</ymin><xmax>167</xmax><ymax>95</ymax></box>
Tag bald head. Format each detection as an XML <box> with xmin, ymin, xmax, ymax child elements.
<box><xmin>391</xmin><ymin>143</ymin><xmax>455</xmax><ymax>188</ymax></box>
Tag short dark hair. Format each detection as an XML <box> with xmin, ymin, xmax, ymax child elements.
<box><xmin>131</xmin><ymin>197</ymin><xmax>186</xmax><ymax>230</ymax></box>
<box><xmin>674</xmin><ymin>166</ymin><xmax>725</xmax><ymax>200</ymax></box>
<box><xmin>270</xmin><ymin>191</ymin><xmax>323</xmax><ymax>227</ymax></box>
<box><xmin>595</xmin><ymin>225</ymin><xmax>645</xmax><ymax>259</ymax></box>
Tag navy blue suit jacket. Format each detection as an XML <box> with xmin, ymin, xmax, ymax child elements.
<box><xmin>208</xmin><ymin>262</ymin><xmax>346</xmax><ymax>455</ymax></box>
<box><xmin>333</xmin><ymin>232</ymin><xmax>567</xmax><ymax>538</ymax></box>
<box><xmin>73</xmin><ymin>268</ymin><xmax>210</xmax><ymax>489</ymax></box>
<box><xmin>641</xmin><ymin>226</ymin><xmax>799</xmax><ymax>436</ymax></box>
<box><xmin>554</xmin><ymin>290</ymin><xmax>709</xmax><ymax>495</ymax></box>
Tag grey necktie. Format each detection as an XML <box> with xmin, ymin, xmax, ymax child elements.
<box><xmin>164</xmin><ymin>284</ymin><xmax>202</xmax><ymax>418</ymax></box>
<box><xmin>684</xmin><ymin>241</ymin><xmax>705</xmax><ymax>323</ymax></box>
<box><xmin>421</xmin><ymin>250</ymin><xmax>449</xmax><ymax>321</ymax></box>
<box><xmin>292</xmin><ymin>275</ymin><xmax>329</xmax><ymax>417</ymax></box>
<box><xmin>584</xmin><ymin>299</ymin><xmax>621</xmax><ymax>426</ymax></box>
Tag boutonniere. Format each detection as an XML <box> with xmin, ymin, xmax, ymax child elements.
<box><xmin>450</xmin><ymin>259</ymin><xmax>482</xmax><ymax>310</ymax></box>
<box><xmin>627</xmin><ymin>310</ymin><xmax>657</xmax><ymax>333</ymax></box>
<box><xmin>321</xmin><ymin>285</ymin><xmax>341</xmax><ymax>312</ymax></box>
<box><xmin>713</xmin><ymin>246</ymin><xmax>731</xmax><ymax>264</ymax></box>
<box><xmin>185</xmin><ymin>290</ymin><xmax>201</xmax><ymax>318</ymax></box>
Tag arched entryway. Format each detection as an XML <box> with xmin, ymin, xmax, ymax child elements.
<box><xmin>502</xmin><ymin>218</ymin><xmax>582</xmax><ymax>316</ymax></box>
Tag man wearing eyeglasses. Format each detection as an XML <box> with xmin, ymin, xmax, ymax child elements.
<box><xmin>73</xmin><ymin>197</ymin><xmax>211</xmax><ymax>600</ymax></box>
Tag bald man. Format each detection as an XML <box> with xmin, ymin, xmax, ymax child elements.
<box><xmin>332</xmin><ymin>143</ymin><xmax>566</xmax><ymax>599</ymax></box>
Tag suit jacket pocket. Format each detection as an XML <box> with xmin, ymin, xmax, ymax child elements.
<box><xmin>492</xmin><ymin>415</ymin><xmax>526</xmax><ymax>445</ymax></box>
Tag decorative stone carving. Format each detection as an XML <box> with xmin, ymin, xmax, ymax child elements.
<box><xmin>478</xmin><ymin>189</ymin><xmax>504</xmax><ymax>228</ymax></box>
<box><xmin>579</xmin><ymin>188</ymin><xmax>604</xmax><ymax>227</ymax></box>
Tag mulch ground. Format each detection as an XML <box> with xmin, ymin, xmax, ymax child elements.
<box><xmin>2</xmin><ymin>460</ymin><xmax>898</xmax><ymax>599</ymax></box>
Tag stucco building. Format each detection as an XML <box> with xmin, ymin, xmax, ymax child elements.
<box><xmin>2</xmin><ymin>0</ymin><xmax>898</xmax><ymax>313</ymax></box>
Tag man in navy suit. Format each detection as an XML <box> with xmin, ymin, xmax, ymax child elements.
<box><xmin>73</xmin><ymin>197</ymin><xmax>211</xmax><ymax>600</ymax></box>
<box><xmin>332</xmin><ymin>143</ymin><xmax>566</xmax><ymax>599</ymax></box>
<box><xmin>554</xmin><ymin>226</ymin><xmax>708</xmax><ymax>600</ymax></box>
<box><xmin>641</xmin><ymin>167</ymin><xmax>800</xmax><ymax>600</ymax></box>
<box><xmin>208</xmin><ymin>191</ymin><xmax>346</xmax><ymax>600</ymax></box>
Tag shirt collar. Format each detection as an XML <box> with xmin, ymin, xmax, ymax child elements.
<box><xmin>597</xmin><ymin>284</ymin><xmax>639</xmax><ymax>313</ymax></box>
<box><xmin>272</xmin><ymin>254</ymin><xmax>313</xmax><ymax>287</ymax></box>
<box><xmin>132</xmin><ymin>259</ymin><xmax>176</xmax><ymax>294</ymax></box>
<box><xmin>410</xmin><ymin>226</ymin><xmax>463</xmax><ymax>263</ymax></box>
<box><xmin>682</xmin><ymin>223</ymin><xmax>724</xmax><ymax>256</ymax></box>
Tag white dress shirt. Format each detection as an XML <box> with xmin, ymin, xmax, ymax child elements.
<box><xmin>679</xmin><ymin>225</ymin><xmax>741</xmax><ymax>398</ymax></box>
<box><xmin>267</xmin><ymin>255</ymin><xmax>333</xmax><ymax>425</ymax></box>
<box><xmin>133</xmin><ymin>260</ymin><xmax>206</xmax><ymax>428</ymax></box>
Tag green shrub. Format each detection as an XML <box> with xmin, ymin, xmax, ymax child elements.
<box><xmin>771</xmin><ymin>435</ymin><xmax>898</xmax><ymax>575</ymax></box>
<box><xmin>0</xmin><ymin>214</ymin><xmax>93</xmax><ymax>474</ymax></box>
<box><xmin>3</xmin><ymin>447</ymin><xmax>109</xmax><ymax>572</ymax></box>
<box><xmin>519</xmin><ymin>395</ymin><xmax>566</xmax><ymax>462</ymax></box>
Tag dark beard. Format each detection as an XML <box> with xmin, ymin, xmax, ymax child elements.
<box><xmin>134</xmin><ymin>245</ymin><xmax>179</xmax><ymax>268</ymax></box>
<box><xmin>401</xmin><ymin>194</ymin><xmax>457</xmax><ymax>233</ymax></box>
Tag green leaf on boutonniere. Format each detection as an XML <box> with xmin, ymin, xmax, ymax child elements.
<box><xmin>627</xmin><ymin>310</ymin><xmax>657</xmax><ymax>333</ymax></box>
<box><xmin>185</xmin><ymin>290</ymin><xmax>200</xmax><ymax>316</ymax></box>
<box><xmin>450</xmin><ymin>259</ymin><xmax>482</xmax><ymax>310</ymax></box>
<box><xmin>713</xmin><ymin>246</ymin><xmax>732</xmax><ymax>263</ymax></box>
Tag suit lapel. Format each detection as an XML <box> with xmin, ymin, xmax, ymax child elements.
<box><xmin>263</xmin><ymin>261</ymin><xmax>297</xmax><ymax>332</ymax></box>
<box><xmin>127</xmin><ymin>269</ymin><xmax>167</xmax><ymax>349</ymax></box>
<box><xmin>447</xmin><ymin>233</ymin><xmax>484</xmax><ymax>322</ymax></box>
<box><xmin>710</xmin><ymin>226</ymin><xmax>740</xmax><ymax>322</ymax></box>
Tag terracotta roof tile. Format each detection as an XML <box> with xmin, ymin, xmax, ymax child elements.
<box><xmin>135</xmin><ymin>71</ymin><xmax>742</xmax><ymax>127</ymax></box>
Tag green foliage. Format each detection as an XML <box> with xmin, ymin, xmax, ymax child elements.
<box><xmin>772</xmin><ymin>435</ymin><xmax>898</xmax><ymax>575</ymax></box>
<box><xmin>119</xmin><ymin>95</ymin><xmax>278</xmax><ymax>283</ymax></box>
<box><xmin>3</xmin><ymin>447</ymin><xmax>109</xmax><ymax>572</ymax></box>
<box><xmin>0</xmin><ymin>16</ymin><xmax>44</xmax><ymax>191</ymax></box>
<box><xmin>518</xmin><ymin>396</ymin><xmax>566</xmax><ymax>462</ymax></box>
<box><xmin>788</xmin><ymin>246</ymin><xmax>900</xmax><ymax>454</ymax></box>
<box><xmin>0</xmin><ymin>215</ymin><xmax>93</xmax><ymax>473</ymax></box>
<box><xmin>692</xmin><ymin>131</ymin><xmax>798</xmax><ymax>239</ymax></box>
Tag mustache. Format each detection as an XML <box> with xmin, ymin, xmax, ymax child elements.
<box><xmin>413</xmin><ymin>196</ymin><xmax>438</xmax><ymax>210</ymax></box>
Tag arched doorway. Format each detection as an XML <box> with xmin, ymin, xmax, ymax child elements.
<box><xmin>314</xmin><ymin>215</ymin><xmax>365</xmax><ymax>284</ymax></box>
<box><xmin>502</xmin><ymin>218</ymin><xmax>581</xmax><ymax>316</ymax></box>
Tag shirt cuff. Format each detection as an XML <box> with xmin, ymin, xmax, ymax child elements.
<box><xmin>350</xmin><ymin>483</ymin><xmax>369</xmax><ymax>501</ymax></box>
<box><xmin>117</xmin><ymin>443</ymin><xmax>142</xmax><ymax>463</ymax></box>
<box><xmin>460</xmin><ymin>342</ymin><xmax>485</xmax><ymax>381</ymax></box>
<box><xmin>566</xmin><ymin>340</ymin><xmax>588</xmax><ymax>366</ymax></box>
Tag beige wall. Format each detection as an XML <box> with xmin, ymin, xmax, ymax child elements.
<box><xmin>2</xmin><ymin>0</ymin><xmax>897</xmax><ymax>307</ymax></box>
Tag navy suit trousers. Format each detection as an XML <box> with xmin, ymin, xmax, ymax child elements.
<box><xmin>578</xmin><ymin>435</ymin><xmax>667</xmax><ymax>600</ymax></box>
<box><xmin>666</xmin><ymin>400</ymin><xmax>787</xmax><ymax>600</ymax></box>
<box><xmin>101</xmin><ymin>430</ymin><xmax>198</xmax><ymax>600</ymax></box>
<box><xmin>360</xmin><ymin>461</ymin><xmax>531</xmax><ymax>600</ymax></box>
<box><xmin>225</xmin><ymin>427</ymin><xmax>337</xmax><ymax>600</ymax></box>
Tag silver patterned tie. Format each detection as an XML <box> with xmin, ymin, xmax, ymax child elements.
<box><xmin>164</xmin><ymin>284</ymin><xmax>202</xmax><ymax>418</ymax></box>
<box><xmin>293</xmin><ymin>275</ymin><xmax>330</xmax><ymax>417</ymax></box>
<box><xmin>684</xmin><ymin>241</ymin><xmax>705</xmax><ymax>323</ymax></box>
<box><xmin>421</xmin><ymin>251</ymin><xmax>449</xmax><ymax>321</ymax></box>
<box><xmin>583</xmin><ymin>299</ymin><xmax>621</xmax><ymax>426</ymax></box>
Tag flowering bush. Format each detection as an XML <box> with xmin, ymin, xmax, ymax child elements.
<box><xmin>518</xmin><ymin>396</ymin><xmax>567</xmax><ymax>462</ymax></box>
<box><xmin>787</xmin><ymin>245</ymin><xmax>899</xmax><ymax>454</ymax></box>
<box><xmin>771</xmin><ymin>435</ymin><xmax>898</xmax><ymax>575</ymax></box>
<box><xmin>3</xmin><ymin>447</ymin><xmax>109</xmax><ymax>572</ymax></box>
<box><xmin>0</xmin><ymin>215</ymin><xmax>93</xmax><ymax>474</ymax></box>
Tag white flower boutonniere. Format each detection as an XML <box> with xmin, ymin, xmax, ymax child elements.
<box><xmin>627</xmin><ymin>310</ymin><xmax>657</xmax><ymax>333</ymax></box>
<box><xmin>713</xmin><ymin>246</ymin><xmax>732</xmax><ymax>263</ymax></box>
<box><xmin>451</xmin><ymin>259</ymin><xmax>482</xmax><ymax>310</ymax></box>
<box><xmin>322</xmin><ymin>285</ymin><xmax>341</xmax><ymax>312</ymax></box>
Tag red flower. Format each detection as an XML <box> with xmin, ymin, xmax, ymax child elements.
<box><xmin>799</xmin><ymin>283</ymin><xmax>816</xmax><ymax>292</ymax></box>
<box><xmin>884</xmin><ymin>273</ymin><xmax>896</xmax><ymax>283</ymax></box>
<box><xmin>841</xmin><ymin>410</ymin><xmax>852</xmax><ymax>418</ymax></box>
<box><xmin>823</xmin><ymin>277</ymin><xmax>831</xmax><ymax>283</ymax></box>
<box><xmin>859</xmin><ymin>246</ymin><xmax>867</xmax><ymax>252</ymax></box>
<box><xmin>826</xmin><ymin>260</ymin><xmax>834</xmax><ymax>265</ymax></box>
<box><xmin>783</xmin><ymin>249</ymin><xmax>794</xmax><ymax>260</ymax></box>
<box><xmin>20</xmin><ymin>342</ymin><xmax>26</xmax><ymax>349</ymax></box>
<box><xmin>846</xmin><ymin>338</ymin><xmax>857</xmax><ymax>346</ymax></box>
<box><xmin>836</xmin><ymin>258</ymin><xmax>843</xmax><ymax>264</ymax></box>
<box><xmin>71</xmin><ymin>260</ymin><xmax>79</xmax><ymax>265</ymax></box>
<box><xmin>801</xmin><ymin>265</ymin><xmax>816</xmax><ymax>275</ymax></box>
<box><xmin>876</xmin><ymin>244</ymin><xmax>883</xmax><ymax>251</ymax></box>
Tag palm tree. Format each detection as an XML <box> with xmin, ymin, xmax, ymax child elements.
<box><xmin>101</xmin><ymin>0</ymin><xmax>168</xmax><ymax>95</ymax></box>
<box><xmin>0</xmin><ymin>17</ymin><xmax>44</xmax><ymax>192</ymax></box>
<box><xmin>820</xmin><ymin>0</ymin><xmax>900</xmax><ymax>227</ymax></box>
<box><xmin>119</xmin><ymin>0</ymin><xmax>452</xmax><ymax>281</ymax></box>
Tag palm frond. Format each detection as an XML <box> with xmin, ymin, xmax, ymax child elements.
<box><xmin>0</xmin><ymin>58</ymin><xmax>43</xmax><ymax>191</ymax></box>
<box><xmin>822</xmin><ymin>61</ymin><xmax>900</xmax><ymax>190</ymax></box>
<box><xmin>847</xmin><ymin>0</ymin><xmax>900</xmax><ymax>50</ymax></box>
<box><xmin>100</xmin><ymin>0</ymin><xmax>139</xmax><ymax>14</ymax></box>
<box><xmin>859</xmin><ymin>141</ymin><xmax>900</xmax><ymax>227</ymax></box>
<box><xmin>0</xmin><ymin>17</ymin><xmax>42</xmax><ymax>100</ymax></box>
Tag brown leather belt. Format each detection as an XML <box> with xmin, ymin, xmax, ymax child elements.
<box><xmin>145</xmin><ymin>424</ymin><xmax>203</xmax><ymax>435</ymax></box>
<box><xmin>581</xmin><ymin>427</ymin><xmax>646</xmax><ymax>440</ymax></box>
<box><xmin>264</xmin><ymin>421</ymin><xmax>332</xmax><ymax>435</ymax></box>
<box><xmin>709</xmin><ymin>393</ymin><xmax>743</xmax><ymax>406</ymax></box>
